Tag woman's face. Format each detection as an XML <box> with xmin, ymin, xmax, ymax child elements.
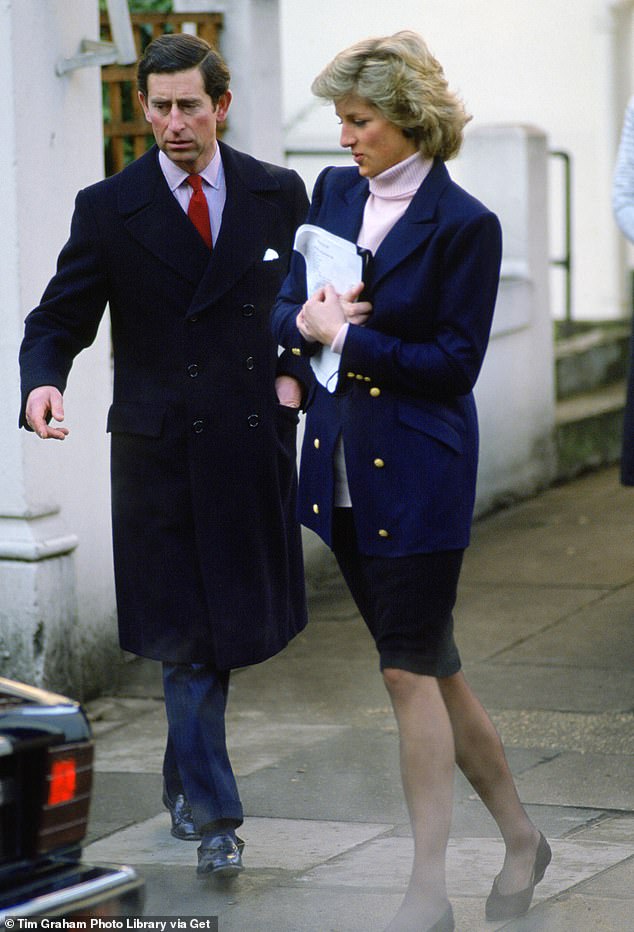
<box><xmin>335</xmin><ymin>95</ymin><xmax>418</xmax><ymax>178</ymax></box>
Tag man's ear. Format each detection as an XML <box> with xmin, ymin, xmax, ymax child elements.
<box><xmin>214</xmin><ymin>91</ymin><xmax>232</xmax><ymax>124</ymax></box>
<box><xmin>138</xmin><ymin>91</ymin><xmax>151</xmax><ymax>123</ymax></box>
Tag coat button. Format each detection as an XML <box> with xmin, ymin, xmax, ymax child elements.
<box><xmin>246</xmin><ymin>356</ymin><xmax>255</xmax><ymax>370</ymax></box>
<box><xmin>378</xmin><ymin>528</ymin><xmax>390</xmax><ymax>538</ymax></box>
<box><xmin>373</xmin><ymin>458</ymin><xmax>385</xmax><ymax>468</ymax></box>
<box><xmin>313</xmin><ymin>438</ymin><xmax>320</xmax><ymax>449</ymax></box>
<box><xmin>187</xmin><ymin>363</ymin><xmax>200</xmax><ymax>378</ymax></box>
<box><xmin>370</xmin><ymin>387</ymin><xmax>381</xmax><ymax>397</ymax></box>
<box><xmin>242</xmin><ymin>304</ymin><xmax>255</xmax><ymax>317</ymax></box>
<box><xmin>292</xmin><ymin>347</ymin><xmax>302</xmax><ymax>356</ymax></box>
<box><xmin>347</xmin><ymin>371</ymin><xmax>356</xmax><ymax>379</ymax></box>
<box><xmin>189</xmin><ymin>316</ymin><xmax>199</xmax><ymax>323</ymax></box>
<box><xmin>192</xmin><ymin>419</ymin><xmax>204</xmax><ymax>433</ymax></box>
<box><xmin>313</xmin><ymin>503</ymin><xmax>320</xmax><ymax>514</ymax></box>
<box><xmin>247</xmin><ymin>413</ymin><xmax>259</xmax><ymax>428</ymax></box>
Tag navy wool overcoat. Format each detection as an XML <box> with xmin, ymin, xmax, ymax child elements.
<box><xmin>20</xmin><ymin>143</ymin><xmax>310</xmax><ymax>669</ymax></box>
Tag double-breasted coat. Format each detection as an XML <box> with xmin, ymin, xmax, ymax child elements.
<box><xmin>20</xmin><ymin>142</ymin><xmax>310</xmax><ymax>669</ymax></box>
<box><xmin>272</xmin><ymin>159</ymin><xmax>502</xmax><ymax>556</ymax></box>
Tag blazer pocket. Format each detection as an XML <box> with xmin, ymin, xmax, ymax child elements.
<box><xmin>107</xmin><ymin>402</ymin><xmax>166</xmax><ymax>437</ymax></box>
<box><xmin>397</xmin><ymin>402</ymin><xmax>463</xmax><ymax>454</ymax></box>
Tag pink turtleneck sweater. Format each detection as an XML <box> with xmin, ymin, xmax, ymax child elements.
<box><xmin>332</xmin><ymin>151</ymin><xmax>433</xmax><ymax>507</ymax></box>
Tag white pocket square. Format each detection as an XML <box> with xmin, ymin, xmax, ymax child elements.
<box><xmin>263</xmin><ymin>248</ymin><xmax>279</xmax><ymax>261</ymax></box>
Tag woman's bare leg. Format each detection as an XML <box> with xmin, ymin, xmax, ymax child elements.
<box><xmin>438</xmin><ymin>671</ymin><xmax>541</xmax><ymax>893</ymax></box>
<box><xmin>382</xmin><ymin>668</ymin><xmax>455</xmax><ymax>931</ymax></box>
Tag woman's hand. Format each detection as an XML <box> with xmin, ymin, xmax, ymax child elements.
<box><xmin>341</xmin><ymin>282</ymin><xmax>373</xmax><ymax>326</ymax></box>
<box><xmin>296</xmin><ymin>283</ymin><xmax>372</xmax><ymax>346</ymax></box>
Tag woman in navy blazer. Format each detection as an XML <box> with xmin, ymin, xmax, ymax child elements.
<box><xmin>273</xmin><ymin>32</ymin><xmax>550</xmax><ymax>932</ymax></box>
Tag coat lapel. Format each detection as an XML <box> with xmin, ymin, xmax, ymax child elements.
<box><xmin>185</xmin><ymin>143</ymin><xmax>282</xmax><ymax>317</ymax></box>
<box><xmin>118</xmin><ymin>147</ymin><xmax>210</xmax><ymax>286</ymax></box>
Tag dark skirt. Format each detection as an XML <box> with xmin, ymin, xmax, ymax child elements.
<box><xmin>332</xmin><ymin>509</ymin><xmax>463</xmax><ymax>677</ymax></box>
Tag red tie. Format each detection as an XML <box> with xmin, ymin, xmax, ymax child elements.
<box><xmin>186</xmin><ymin>174</ymin><xmax>212</xmax><ymax>250</ymax></box>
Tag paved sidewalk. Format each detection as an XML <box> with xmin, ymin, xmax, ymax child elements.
<box><xmin>84</xmin><ymin>465</ymin><xmax>634</xmax><ymax>931</ymax></box>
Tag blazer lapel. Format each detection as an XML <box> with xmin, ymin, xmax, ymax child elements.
<box><xmin>118</xmin><ymin>147</ymin><xmax>210</xmax><ymax>286</ymax></box>
<box><xmin>368</xmin><ymin>159</ymin><xmax>451</xmax><ymax>290</ymax></box>
<box><xmin>330</xmin><ymin>175</ymin><xmax>369</xmax><ymax>243</ymax></box>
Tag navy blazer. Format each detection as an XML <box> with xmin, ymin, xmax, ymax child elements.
<box><xmin>272</xmin><ymin>159</ymin><xmax>502</xmax><ymax>556</ymax></box>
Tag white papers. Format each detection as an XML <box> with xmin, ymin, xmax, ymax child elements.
<box><xmin>293</xmin><ymin>224</ymin><xmax>365</xmax><ymax>393</ymax></box>
<box><xmin>294</xmin><ymin>224</ymin><xmax>364</xmax><ymax>294</ymax></box>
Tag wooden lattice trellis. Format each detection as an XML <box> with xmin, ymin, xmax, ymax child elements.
<box><xmin>101</xmin><ymin>12</ymin><xmax>223</xmax><ymax>176</ymax></box>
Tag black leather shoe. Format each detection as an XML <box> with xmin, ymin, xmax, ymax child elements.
<box><xmin>162</xmin><ymin>785</ymin><xmax>201</xmax><ymax>841</ymax></box>
<box><xmin>485</xmin><ymin>832</ymin><xmax>552</xmax><ymax>920</ymax></box>
<box><xmin>196</xmin><ymin>832</ymin><xmax>245</xmax><ymax>880</ymax></box>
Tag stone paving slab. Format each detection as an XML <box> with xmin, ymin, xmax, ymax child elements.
<box><xmin>85</xmin><ymin>819</ymin><xmax>634</xmax><ymax>931</ymax></box>
<box><xmin>87</xmin><ymin>771</ymin><xmax>163</xmax><ymax>843</ymax></box>
<box><xmin>462</xmin><ymin>525</ymin><xmax>634</xmax><ymax>587</ymax></box>
<box><xmin>217</xmin><ymin>887</ymin><xmax>403</xmax><ymax>932</ymax></box>
<box><xmin>577</xmin><ymin>853</ymin><xmax>634</xmax><ymax>897</ymax></box>
<box><xmin>512</xmin><ymin>750</ymin><xmax>634</xmax><ymax>811</ymax></box>
<box><xmin>503</xmin><ymin>893</ymin><xmax>634</xmax><ymax>932</ymax></box>
<box><xmin>453</xmin><ymin>584</ymin><xmax>610</xmax><ymax>662</ymax></box>
<box><xmin>91</xmin><ymin>698</ymin><xmax>351</xmax><ymax>778</ymax></box>
<box><xmin>85</xmin><ymin>815</ymin><xmax>388</xmax><ymax>870</ymax></box>
<box><xmin>489</xmin><ymin>709</ymin><xmax>634</xmax><ymax>755</ymax></box>
<box><xmin>496</xmin><ymin>585</ymin><xmax>634</xmax><ymax>670</ymax></box>
<box><xmin>298</xmin><ymin>836</ymin><xmax>633</xmax><ymax>899</ymax></box>
<box><xmin>576</xmin><ymin>814</ymin><xmax>634</xmax><ymax>845</ymax></box>
<box><xmin>462</xmin><ymin>662</ymin><xmax>634</xmax><ymax>713</ymax></box>
<box><xmin>446</xmin><ymin>800</ymin><xmax>603</xmax><ymax>840</ymax></box>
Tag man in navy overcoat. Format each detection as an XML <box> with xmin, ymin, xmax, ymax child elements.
<box><xmin>19</xmin><ymin>34</ymin><xmax>309</xmax><ymax>879</ymax></box>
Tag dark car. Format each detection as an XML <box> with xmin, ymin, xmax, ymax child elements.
<box><xmin>0</xmin><ymin>676</ymin><xmax>144</xmax><ymax>921</ymax></box>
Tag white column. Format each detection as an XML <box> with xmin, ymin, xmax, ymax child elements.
<box><xmin>0</xmin><ymin>0</ymin><xmax>118</xmax><ymax>697</ymax></box>
<box><xmin>175</xmin><ymin>0</ymin><xmax>284</xmax><ymax>163</ymax></box>
<box><xmin>452</xmin><ymin>125</ymin><xmax>556</xmax><ymax>512</ymax></box>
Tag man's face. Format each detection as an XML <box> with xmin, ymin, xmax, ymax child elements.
<box><xmin>139</xmin><ymin>67</ymin><xmax>231</xmax><ymax>174</ymax></box>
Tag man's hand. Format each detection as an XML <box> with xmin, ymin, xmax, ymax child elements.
<box><xmin>275</xmin><ymin>375</ymin><xmax>302</xmax><ymax>409</ymax></box>
<box><xmin>25</xmin><ymin>386</ymin><xmax>69</xmax><ymax>440</ymax></box>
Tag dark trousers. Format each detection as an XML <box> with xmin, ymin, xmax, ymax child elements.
<box><xmin>162</xmin><ymin>662</ymin><xmax>243</xmax><ymax>831</ymax></box>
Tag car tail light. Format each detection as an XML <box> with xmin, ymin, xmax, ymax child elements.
<box><xmin>48</xmin><ymin>757</ymin><xmax>77</xmax><ymax>805</ymax></box>
<box><xmin>36</xmin><ymin>741</ymin><xmax>94</xmax><ymax>854</ymax></box>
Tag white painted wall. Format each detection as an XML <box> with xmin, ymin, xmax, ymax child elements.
<box><xmin>280</xmin><ymin>0</ymin><xmax>633</xmax><ymax>322</ymax></box>
<box><xmin>454</xmin><ymin>127</ymin><xmax>556</xmax><ymax>513</ymax></box>
<box><xmin>175</xmin><ymin>0</ymin><xmax>285</xmax><ymax>162</ymax></box>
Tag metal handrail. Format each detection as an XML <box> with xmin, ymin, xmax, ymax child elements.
<box><xmin>550</xmin><ymin>150</ymin><xmax>573</xmax><ymax>334</ymax></box>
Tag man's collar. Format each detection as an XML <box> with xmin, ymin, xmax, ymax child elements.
<box><xmin>158</xmin><ymin>144</ymin><xmax>223</xmax><ymax>191</ymax></box>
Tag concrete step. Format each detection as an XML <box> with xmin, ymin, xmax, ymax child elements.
<box><xmin>555</xmin><ymin>380</ymin><xmax>626</xmax><ymax>480</ymax></box>
<box><xmin>555</xmin><ymin>323</ymin><xmax>630</xmax><ymax>401</ymax></box>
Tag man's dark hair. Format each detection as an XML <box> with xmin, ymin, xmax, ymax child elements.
<box><xmin>137</xmin><ymin>33</ymin><xmax>230</xmax><ymax>102</ymax></box>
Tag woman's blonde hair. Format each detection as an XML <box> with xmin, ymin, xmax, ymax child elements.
<box><xmin>311</xmin><ymin>31</ymin><xmax>471</xmax><ymax>161</ymax></box>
